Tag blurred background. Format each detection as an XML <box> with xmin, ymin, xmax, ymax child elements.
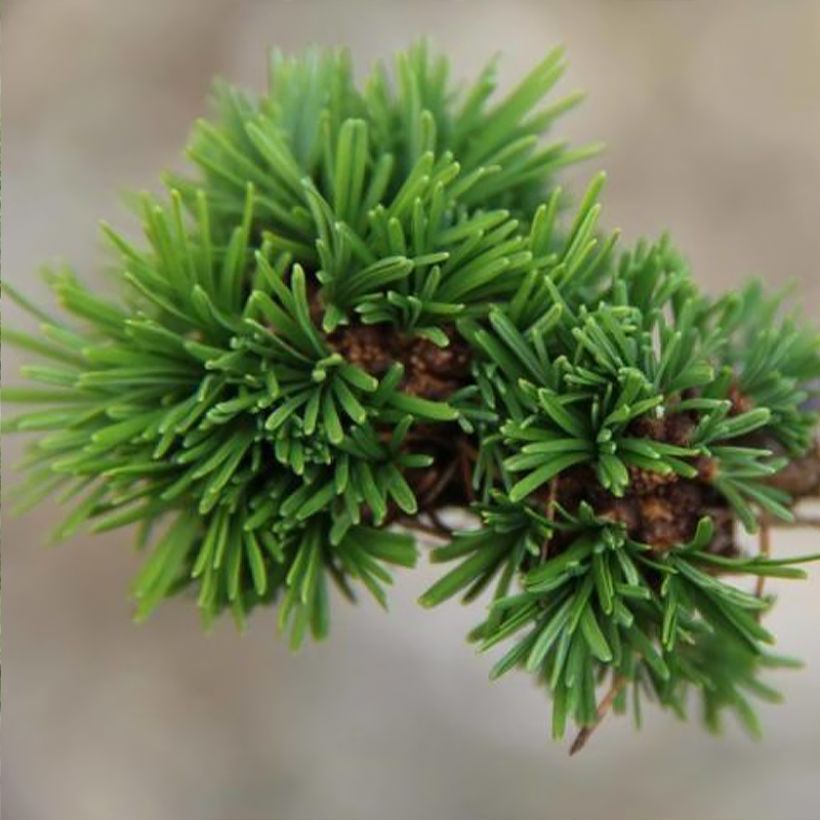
<box><xmin>2</xmin><ymin>2</ymin><xmax>819</xmax><ymax>819</ymax></box>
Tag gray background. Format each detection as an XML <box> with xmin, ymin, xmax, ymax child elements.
<box><xmin>2</xmin><ymin>2</ymin><xmax>819</xmax><ymax>819</ymax></box>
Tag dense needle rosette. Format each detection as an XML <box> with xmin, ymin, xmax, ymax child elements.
<box><xmin>4</xmin><ymin>42</ymin><xmax>819</xmax><ymax>748</ymax></box>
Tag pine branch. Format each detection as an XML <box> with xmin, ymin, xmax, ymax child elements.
<box><xmin>3</xmin><ymin>40</ymin><xmax>819</xmax><ymax>750</ymax></box>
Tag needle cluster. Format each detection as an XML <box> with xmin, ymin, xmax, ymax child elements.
<box><xmin>4</xmin><ymin>43</ymin><xmax>819</xmax><ymax>748</ymax></box>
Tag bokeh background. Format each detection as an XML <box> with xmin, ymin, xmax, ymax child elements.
<box><xmin>2</xmin><ymin>2</ymin><xmax>820</xmax><ymax>819</ymax></box>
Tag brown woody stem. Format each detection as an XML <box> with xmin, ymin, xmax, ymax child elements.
<box><xmin>569</xmin><ymin>674</ymin><xmax>627</xmax><ymax>756</ymax></box>
<box><xmin>769</xmin><ymin>516</ymin><xmax>820</xmax><ymax>529</ymax></box>
<box><xmin>396</xmin><ymin>515</ymin><xmax>452</xmax><ymax>542</ymax></box>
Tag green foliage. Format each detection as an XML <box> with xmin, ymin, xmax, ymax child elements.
<box><xmin>435</xmin><ymin>502</ymin><xmax>817</xmax><ymax>737</ymax></box>
<box><xmin>721</xmin><ymin>281</ymin><xmax>820</xmax><ymax>455</ymax></box>
<box><xmin>167</xmin><ymin>42</ymin><xmax>598</xmax><ymax>340</ymax></box>
<box><xmin>2</xmin><ymin>186</ymin><xmax>437</xmax><ymax>643</ymax></box>
<box><xmin>3</xmin><ymin>42</ymin><xmax>819</xmax><ymax>747</ymax></box>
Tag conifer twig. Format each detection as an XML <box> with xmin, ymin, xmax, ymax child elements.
<box><xmin>396</xmin><ymin>515</ymin><xmax>451</xmax><ymax>542</ymax></box>
<box><xmin>420</xmin><ymin>459</ymin><xmax>458</xmax><ymax>509</ymax></box>
<box><xmin>755</xmin><ymin>519</ymin><xmax>772</xmax><ymax>600</ymax></box>
<box><xmin>427</xmin><ymin>509</ymin><xmax>454</xmax><ymax>537</ymax></box>
<box><xmin>569</xmin><ymin>674</ymin><xmax>626</xmax><ymax>756</ymax></box>
<box><xmin>769</xmin><ymin>516</ymin><xmax>820</xmax><ymax>529</ymax></box>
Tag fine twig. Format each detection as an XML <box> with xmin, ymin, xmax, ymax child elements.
<box><xmin>395</xmin><ymin>515</ymin><xmax>452</xmax><ymax>542</ymax></box>
<box><xmin>420</xmin><ymin>458</ymin><xmax>459</xmax><ymax>510</ymax></box>
<box><xmin>427</xmin><ymin>508</ymin><xmax>454</xmax><ymax>536</ymax></box>
<box><xmin>457</xmin><ymin>438</ymin><xmax>477</xmax><ymax>503</ymax></box>
<box><xmin>569</xmin><ymin>674</ymin><xmax>626</xmax><ymax>756</ymax></box>
<box><xmin>768</xmin><ymin>516</ymin><xmax>820</xmax><ymax>529</ymax></box>
<box><xmin>755</xmin><ymin>519</ymin><xmax>772</xmax><ymax>600</ymax></box>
